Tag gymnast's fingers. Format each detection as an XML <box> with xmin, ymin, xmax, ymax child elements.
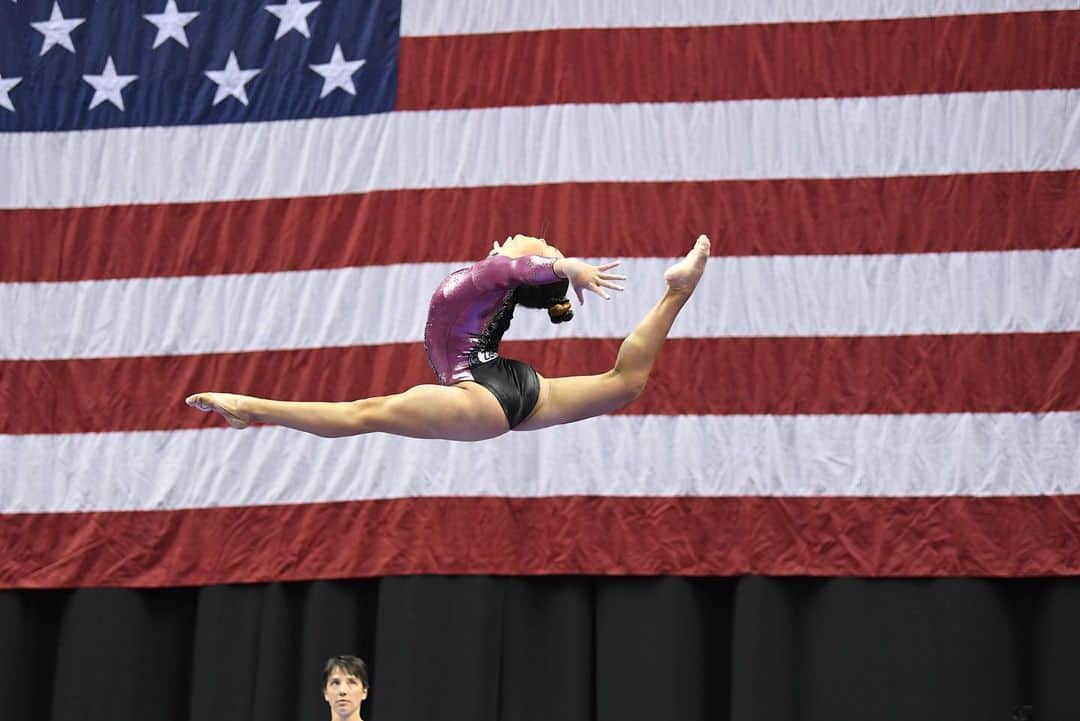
<box><xmin>589</xmin><ymin>283</ymin><xmax>612</xmax><ymax>300</ymax></box>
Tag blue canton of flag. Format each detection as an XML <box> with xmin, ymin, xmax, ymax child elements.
<box><xmin>0</xmin><ymin>0</ymin><xmax>400</xmax><ymax>131</ymax></box>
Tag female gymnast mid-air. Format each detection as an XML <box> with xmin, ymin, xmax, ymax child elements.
<box><xmin>186</xmin><ymin>233</ymin><xmax>710</xmax><ymax>441</ymax></box>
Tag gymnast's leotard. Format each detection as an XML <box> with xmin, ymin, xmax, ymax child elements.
<box><xmin>424</xmin><ymin>254</ymin><xmax>561</xmax><ymax>427</ymax></box>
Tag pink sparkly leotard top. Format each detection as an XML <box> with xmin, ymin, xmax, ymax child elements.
<box><xmin>424</xmin><ymin>254</ymin><xmax>562</xmax><ymax>385</ymax></box>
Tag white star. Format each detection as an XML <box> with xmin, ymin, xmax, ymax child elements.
<box><xmin>31</xmin><ymin>2</ymin><xmax>86</xmax><ymax>56</ymax></box>
<box><xmin>83</xmin><ymin>56</ymin><xmax>138</xmax><ymax>111</ymax></box>
<box><xmin>265</xmin><ymin>0</ymin><xmax>320</xmax><ymax>40</ymax></box>
<box><xmin>0</xmin><ymin>72</ymin><xmax>22</xmax><ymax>112</ymax></box>
<box><xmin>309</xmin><ymin>43</ymin><xmax>365</xmax><ymax>99</ymax></box>
<box><xmin>144</xmin><ymin>0</ymin><xmax>200</xmax><ymax>49</ymax></box>
<box><xmin>205</xmin><ymin>52</ymin><xmax>261</xmax><ymax>106</ymax></box>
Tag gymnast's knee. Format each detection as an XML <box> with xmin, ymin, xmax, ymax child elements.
<box><xmin>338</xmin><ymin>397</ymin><xmax>380</xmax><ymax>436</ymax></box>
<box><xmin>609</xmin><ymin>368</ymin><xmax>647</xmax><ymax>407</ymax></box>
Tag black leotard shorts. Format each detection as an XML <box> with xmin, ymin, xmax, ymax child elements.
<box><xmin>470</xmin><ymin>357</ymin><xmax>541</xmax><ymax>429</ymax></box>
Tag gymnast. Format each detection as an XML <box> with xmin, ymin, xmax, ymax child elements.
<box><xmin>186</xmin><ymin>233</ymin><xmax>710</xmax><ymax>440</ymax></box>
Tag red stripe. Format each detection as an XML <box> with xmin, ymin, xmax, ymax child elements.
<box><xmin>397</xmin><ymin>12</ymin><xmax>1079</xmax><ymax>110</ymax></box>
<box><xmin>2</xmin><ymin>494</ymin><xmax>1078</xmax><ymax>588</ymax></box>
<box><xmin>4</xmin><ymin>333</ymin><xmax>1078</xmax><ymax>434</ymax></box>
<box><xmin>3</xmin><ymin>171</ymin><xmax>1076</xmax><ymax>282</ymax></box>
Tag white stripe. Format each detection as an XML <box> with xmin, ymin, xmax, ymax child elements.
<box><xmin>401</xmin><ymin>0</ymin><xmax>1079</xmax><ymax>36</ymax></box>
<box><xmin>4</xmin><ymin>250</ymin><xmax>1078</xmax><ymax>360</ymax></box>
<box><xmin>2</xmin><ymin>412</ymin><xmax>1077</xmax><ymax>513</ymax></box>
<box><xmin>7</xmin><ymin>250</ymin><xmax>1079</xmax><ymax>360</ymax></box>
<box><xmin>5</xmin><ymin>91</ymin><xmax>1077</xmax><ymax>209</ymax></box>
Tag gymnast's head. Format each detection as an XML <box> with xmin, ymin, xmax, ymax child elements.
<box><xmin>491</xmin><ymin>234</ymin><xmax>573</xmax><ymax>323</ymax></box>
<box><xmin>322</xmin><ymin>655</ymin><xmax>369</xmax><ymax>720</ymax></box>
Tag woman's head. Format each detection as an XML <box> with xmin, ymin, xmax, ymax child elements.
<box><xmin>493</xmin><ymin>234</ymin><xmax>572</xmax><ymax>322</ymax></box>
<box><xmin>322</xmin><ymin>655</ymin><xmax>369</xmax><ymax>719</ymax></box>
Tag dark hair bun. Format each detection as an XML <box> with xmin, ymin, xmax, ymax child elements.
<box><xmin>514</xmin><ymin>279</ymin><xmax>574</xmax><ymax>324</ymax></box>
<box><xmin>548</xmin><ymin>300</ymin><xmax>574</xmax><ymax>324</ymax></box>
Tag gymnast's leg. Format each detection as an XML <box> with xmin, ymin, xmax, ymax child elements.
<box><xmin>185</xmin><ymin>382</ymin><xmax>510</xmax><ymax>441</ymax></box>
<box><xmin>514</xmin><ymin>234</ymin><xmax>710</xmax><ymax>431</ymax></box>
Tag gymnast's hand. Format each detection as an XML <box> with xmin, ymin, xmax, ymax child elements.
<box><xmin>554</xmin><ymin>258</ymin><xmax>627</xmax><ymax>304</ymax></box>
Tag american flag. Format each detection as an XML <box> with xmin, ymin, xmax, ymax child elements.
<box><xmin>1</xmin><ymin>0</ymin><xmax>1078</xmax><ymax>587</ymax></box>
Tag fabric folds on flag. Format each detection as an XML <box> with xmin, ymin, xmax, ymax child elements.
<box><xmin>1</xmin><ymin>0</ymin><xmax>1078</xmax><ymax>587</ymax></box>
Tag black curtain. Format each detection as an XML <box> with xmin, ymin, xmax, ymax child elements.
<box><xmin>2</xmin><ymin>576</ymin><xmax>1078</xmax><ymax>721</ymax></box>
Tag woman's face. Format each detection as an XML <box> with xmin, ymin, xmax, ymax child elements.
<box><xmin>323</xmin><ymin>667</ymin><xmax>367</xmax><ymax>718</ymax></box>
<box><xmin>491</xmin><ymin>234</ymin><xmax>564</xmax><ymax>259</ymax></box>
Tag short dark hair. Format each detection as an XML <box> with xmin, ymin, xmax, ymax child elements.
<box><xmin>322</xmin><ymin>655</ymin><xmax>369</xmax><ymax>690</ymax></box>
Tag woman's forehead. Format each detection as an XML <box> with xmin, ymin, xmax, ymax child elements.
<box><xmin>326</xmin><ymin>668</ymin><xmax>362</xmax><ymax>682</ymax></box>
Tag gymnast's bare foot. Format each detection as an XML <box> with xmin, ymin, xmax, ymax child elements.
<box><xmin>186</xmin><ymin>392</ymin><xmax>253</xmax><ymax>429</ymax></box>
<box><xmin>664</xmin><ymin>234</ymin><xmax>710</xmax><ymax>293</ymax></box>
